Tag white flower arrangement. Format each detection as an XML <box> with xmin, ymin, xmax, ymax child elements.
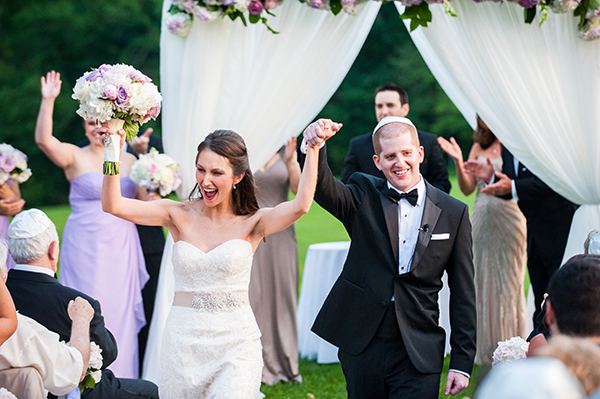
<box><xmin>0</xmin><ymin>388</ymin><xmax>17</xmax><ymax>399</ymax></box>
<box><xmin>79</xmin><ymin>341</ymin><xmax>103</xmax><ymax>392</ymax></box>
<box><xmin>492</xmin><ymin>336</ymin><xmax>529</xmax><ymax>367</ymax></box>
<box><xmin>0</xmin><ymin>143</ymin><xmax>32</xmax><ymax>185</ymax></box>
<box><xmin>130</xmin><ymin>148</ymin><xmax>183</xmax><ymax>197</ymax></box>
<box><xmin>72</xmin><ymin>64</ymin><xmax>162</xmax><ymax>175</ymax></box>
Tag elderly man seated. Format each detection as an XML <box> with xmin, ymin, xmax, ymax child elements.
<box><xmin>0</xmin><ymin>241</ymin><xmax>93</xmax><ymax>397</ymax></box>
<box><xmin>6</xmin><ymin>209</ymin><xmax>158</xmax><ymax>399</ymax></box>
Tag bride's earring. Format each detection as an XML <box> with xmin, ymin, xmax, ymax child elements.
<box><xmin>233</xmin><ymin>184</ymin><xmax>237</xmax><ymax>190</ymax></box>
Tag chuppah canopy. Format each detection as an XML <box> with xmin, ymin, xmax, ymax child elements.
<box><xmin>143</xmin><ymin>0</ymin><xmax>380</xmax><ymax>382</ymax></box>
<box><xmin>401</xmin><ymin>1</ymin><xmax>600</xmax><ymax>263</ymax></box>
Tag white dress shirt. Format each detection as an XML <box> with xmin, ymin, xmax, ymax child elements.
<box><xmin>12</xmin><ymin>264</ymin><xmax>55</xmax><ymax>278</ymax></box>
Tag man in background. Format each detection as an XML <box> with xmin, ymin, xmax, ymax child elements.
<box><xmin>341</xmin><ymin>84</ymin><xmax>451</xmax><ymax>193</ymax></box>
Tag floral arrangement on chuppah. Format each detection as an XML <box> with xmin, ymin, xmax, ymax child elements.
<box><xmin>130</xmin><ymin>148</ymin><xmax>183</xmax><ymax>197</ymax></box>
<box><xmin>0</xmin><ymin>388</ymin><xmax>17</xmax><ymax>399</ymax></box>
<box><xmin>71</xmin><ymin>64</ymin><xmax>162</xmax><ymax>175</ymax></box>
<box><xmin>0</xmin><ymin>144</ymin><xmax>32</xmax><ymax>185</ymax></box>
<box><xmin>492</xmin><ymin>336</ymin><xmax>530</xmax><ymax>366</ymax></box>
<box><xmin>165</xmin><ymin>0</ymin><xmax>600</xmax><ymax>40</ymax></box>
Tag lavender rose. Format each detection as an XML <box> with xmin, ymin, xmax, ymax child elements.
<box><xmin>103</xmin><ymin>84</ymin><xmax>118</xmax><ymax>101</ymax></box>
<box><xmin>248</xmin><ymin>1</ymin><xmax>264</xmax><ymax>14</ymax></box>
<box><xmin>115</xmin><ymin>86</ymin><xmax>130</xmax><ymax>108</ymax></box>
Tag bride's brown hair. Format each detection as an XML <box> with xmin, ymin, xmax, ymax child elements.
<box><xmin>188</xmin><ymin>130</ymin><xmax>259</xmax><ymax>216</ymax></box>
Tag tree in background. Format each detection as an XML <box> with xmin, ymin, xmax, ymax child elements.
<box><xmin>0</xmin><ymin>1</ymin><xmax>470</xmax><ymax>206</ymax></box>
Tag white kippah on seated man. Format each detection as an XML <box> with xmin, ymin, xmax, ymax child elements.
<box><xmin>0</xmin><ymin>240</ymin><xmax>94</xmax><ymax>396</ymax></box>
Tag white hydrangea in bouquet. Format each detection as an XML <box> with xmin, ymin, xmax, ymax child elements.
<box><xmin>130</xmin><ymin>148</ymin><xmax>183</xmax><ymax>197</ymax></box>
<box><xmin>79</xmin><ymin>341</ymin><xmax>103</xmax><ymax>392</ymax></box>
<box><xmin>0</xmin><ymin>143</ymin><xmax>32</xmax><ymax>185</ymax></box>
<box><xmin>0</xmin><ymin>388</ymin><xmax>17</xmax><ymax>399</ymax></box>
<box><xmin>492</xmin><ymin>336</ymin><xmax>529</xmax><ymax>367</ymax></box>
<box><xmin>71</xmin><ymin>64</ymin><xmax>162</xmax><ymax>175</ymax></box>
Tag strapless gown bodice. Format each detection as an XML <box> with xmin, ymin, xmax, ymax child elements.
<box><xmin>160</xmin><ymin>239</ymin><xmax>263</xmax><ymax>398</ymax></box>
<box><xmin>172</xmin><ymin>239</ymin><xmax>253</xmax><ymax>293</ymax></box>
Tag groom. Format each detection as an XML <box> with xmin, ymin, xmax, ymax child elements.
<box><xmin>299</xmin><ymin>117</ymin><xmax>476</xmax><ymax>398</ymax></box>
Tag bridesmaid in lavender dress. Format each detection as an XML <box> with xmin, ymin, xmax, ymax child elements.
<box><xmin>34</xmin><ymin>71</ymin><xmax>148</xmax><ymax>378</ymax></box>
<box><xmin>0</xmin><ymin>181</ymin><xmax>25</xmax><ymax>270</ymax></box>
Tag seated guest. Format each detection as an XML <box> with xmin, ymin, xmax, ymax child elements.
<box><xmin>475</xmin><ymin>357</ymin><xmax>585</xmax><ymax>399</ymax></box>
<box><xmin>0</xmin><ymin>241</ymin><xmax>91</xmax><ymax>396</ymax></box>
<box><xmin>5</xmin><ymin>209</ymin><xmax>158</xmax><ymax>399</ymax></box>
<box><xmin>534</xmin><ymin>335</ymin><xmax>600</xmax><ymax>395</ymax></box>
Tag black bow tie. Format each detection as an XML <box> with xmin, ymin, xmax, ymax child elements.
<box><xmin>388</xmin><ymin>188</ymin><xmax>418</xmax><ymax>206</ymax></box>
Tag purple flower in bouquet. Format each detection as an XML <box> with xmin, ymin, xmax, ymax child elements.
<box><xmin>518</xmin><ymin>0</ymin><xmax>540</xmax><ymax>7</ymax></box>
<box><xmin>86</xmin><ymin>70</ymin><xmax>102</xmax><ymax>82</ymax></box>
<box><xmin>0</xmin><ymin>154</ymin><xmax>16</xmax><ymax>173</ymax></box>
<box><xmin>115</xmin><ymin>86</ymin><xmax>130</xmax><ymax>108</ymax></box>
<box><xmin>264</xmin><ymin>0</ymin><xmax>278</xmax><ymax>10</ymax></box>
<box><xmin>98</xmin><ymin>64</ymin><xmax>112</xmax><ymax>74</ymax></box>
<box><xmin>128</xmin><ymin>70</ymin><xmax>149</xmax><ymax>84</ymax></box>
<box><xmin>248</xmin><ymin>1</ymin><xmax>264</xmax><ymax>14</ymax></box>
<box><xmin>103</xmin><ymin>84</ymin><xmax>118</xmax><ymax>101</ymax></box>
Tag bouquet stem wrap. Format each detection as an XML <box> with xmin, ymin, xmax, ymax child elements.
<box><xmin>103</xmin><ymin>119</ymin><xmax>124</xmax><ymax>175</ymax></box>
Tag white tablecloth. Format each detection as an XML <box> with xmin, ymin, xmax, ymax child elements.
<box><xmin>297</xmin><ymin>241</ymin><xmax>349</xmax><ymax>363</ymax></box>
<box><xmin>297</xmin><ymin>241</ymin><xmax>454</xmax><ymax>364</ymax></box>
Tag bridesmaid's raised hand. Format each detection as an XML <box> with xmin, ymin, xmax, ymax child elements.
<box><xmin>41</xmin><ymin>70</ymin><xmax>62</xmax><ymax>100</ymax></box>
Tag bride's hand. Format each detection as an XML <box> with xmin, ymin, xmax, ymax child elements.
<box><xmin>99</xmin><ymin>123</ymin><xmax>127</xmax><ymax>154</ymax></box>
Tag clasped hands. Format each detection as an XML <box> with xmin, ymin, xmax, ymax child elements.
<box><xmin>303</xmin><ymin>119</ymin><xmax>342</xmax><ymax>149</ymax></box>
<box><xmin>463</xmin><ymin>158</ymin><xmax>511</xmax><ymax>197</ymax></box>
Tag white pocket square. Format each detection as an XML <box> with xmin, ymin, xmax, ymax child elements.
<box><xmin>430</xmin><ymin>233</ymin><xmax>450</xmax><ymax>240</ymax></box>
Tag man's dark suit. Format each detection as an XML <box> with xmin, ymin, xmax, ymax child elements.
<box><xmin>300</xmin><ymin>146</ymin><xmax>476</xmax><ymax>396</ymax></box>
<box><xmin>341</xmin><ymin>131</ymin><xmax>451</xmax><ymax>193</ymax></box>
<box><xmin>6</xmin><ymin>269</ymin><xmax>158</xmax><ymax>399</ymax></box>
<box><xmin>499</xmin><ymin>147</ymin><xmax>578</xmax><ymax>321</ymax></box>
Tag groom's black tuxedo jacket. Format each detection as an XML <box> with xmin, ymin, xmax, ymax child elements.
<box><xmin>6</xmin><ymin>269</ymin><xmax>118</xmax><ymax>369</ymax></box>
<box><xmin>300</xmin><ymin>146</ymin><xmax>476</xmax><ymax>375</ymax></box>
<box><xmin>499</xmin><ymin>147</ymin><xmax>578</xmax><ymax>264</ymax></box>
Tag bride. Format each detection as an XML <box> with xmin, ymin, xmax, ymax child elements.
<box><xmin>101</xmin><ymin>120</ymin><xmax>339</xmax><ymax>397</ymax></box>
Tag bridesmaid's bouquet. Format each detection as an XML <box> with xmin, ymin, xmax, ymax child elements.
<box><xmin>0</xmin><ymin>143</ymin><xmax>32</xmax><ymax>185</ymax></box>
<box><xmin>0</xmin><ymin>388</ymin><xmax>17</xmax><ymax>399</ymax></box>
<box><xmin>78</xmin><ymin>341</ymin><xmax>103</xmax><ymax>392</ymax></box>
<box><xmin>492</xmin><ymin>336</ymin><xmax>529</xmax><ymax>367</ymax></box>
<box><xmin>130</xmin><ymin>148</ymin><xmax>182</xmax><ymax>197</ymax></box>
<box><xmin>71</xmin><ymin>64</ymin><xmax>162</xmax><ymax>175</ymax></box>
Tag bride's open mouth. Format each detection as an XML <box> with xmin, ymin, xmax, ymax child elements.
<box><xmin>203</xmin><ymin>187</ymin><xmax>217</xmax><ymax>200</ymax></box>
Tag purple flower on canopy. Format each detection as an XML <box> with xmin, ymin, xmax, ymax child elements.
<box><xmin>248</xmin><ymin>1</ymin><xmax>264</xmax><ymax>14</ymax></box>
<box><xmin>309</xmin><ymin>0</ymin><xmax>324</xmax><ymax>8</ymax></box>
<box><xmin>115</xmin><ymin>86</ymin><xmax>129</xmax><ymax>108</ymax></box>
<box><xmin>264</xmin><ymin>0</ymin><xmax>278</xmax><ymax>10</ymax></box>
<box><xmin>222</xmin><ymin>0</ymin><xmax>236</xmax><ymax>6</ymax></box>
<box><xmin>86</xmin><ymin>70</ymin><xmax>101</xmax><ymax>82</ymax></box>
<box><xmin>103</xmin><ymin>84</ymin><xmax>118</xmax><ymax>100</ymax></box>
<box><xmin>518</xmin><ymin>0</ymin><xmax>539</xmax><ymax>7</ymax></box>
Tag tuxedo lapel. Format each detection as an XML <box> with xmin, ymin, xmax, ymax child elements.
<box><xmin>410</xmin><ymin>185</ymin><xmax>441</xmax><ymax>273</ymax></box>
<box><xmin>380</xmin><ymin>186</ymin><xmax>399</xmax><ymax>269</ymax></box>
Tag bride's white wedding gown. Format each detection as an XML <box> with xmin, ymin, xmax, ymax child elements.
<box><xmin>159</xmin><ymin>239</ymin><xmax>263</xmax><ymax>398</ymax></box>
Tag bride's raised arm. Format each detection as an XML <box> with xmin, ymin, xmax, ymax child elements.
<box><xmin>101</xmin><ymin>128</ymin><xmax>177</xmax><ymax>229</ymax></box>
<box><xmin>250</xmin><ymin>119</ymin><xmax>341</xmax><ymax>244</ymax></box>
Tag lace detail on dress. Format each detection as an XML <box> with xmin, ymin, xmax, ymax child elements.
<box><xmin>159</xmin><ymin>239</ymin><xmax>263</xmax><ymax>399</ymax></box>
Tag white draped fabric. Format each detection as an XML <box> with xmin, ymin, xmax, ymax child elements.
<box><xmin>399</xmin><ymin>2</ymin><xmax>600</xmax><ymax>263</ymax></box>
<box><xmin>142</xmin><ymin>0</ymin><xmax>381</xmax><ymax>382</ymax></box>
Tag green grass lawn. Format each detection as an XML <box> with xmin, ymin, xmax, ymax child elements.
<box><xmin>38</xmin><ymin>175</ymin><xmax>494</xmax><ymax>398</ymax></box>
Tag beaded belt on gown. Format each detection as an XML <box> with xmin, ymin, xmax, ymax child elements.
<box><xmin>173</xmin><ymin>291</ymin><xmax>249</xmax><ymax>312</ymax></box>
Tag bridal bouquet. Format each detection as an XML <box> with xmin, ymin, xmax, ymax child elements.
<box><xmin>0</xmin><ymin>144</ymin><xmax>32</xmax><ymax>185</ymax></box>
<box><xmin>78</xmin><ymin>341</ymin><xmax>103</xmax><ymax>392</ymax></box>
<box><xmin>71</xmin><ymin>64</ymin><xmax>162</xmax><ymax>175</ymax></box>
<box><xmin>0</xmin><ymin>388</ymin><xmax>17</xmax><ymax>399</ymax></box>
<box><xmin>130</xmin><ymin>148</ymin><xmax>182</xmax><ymax>197</ymax></box>
<box><xmin>492</xmin><ymin>336</ymin><xmax>529</xmax><ymax>367</ymax></box>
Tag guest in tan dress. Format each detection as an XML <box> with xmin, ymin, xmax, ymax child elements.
<box><xmin>438</xmin><ymin>116</ymin><xmax>528</xmax><ymax>367</ymax></box>
<box><xmin>249</xmin><ymin>137</ymin><xmax>302</xmax><ymax>384</ymax></box>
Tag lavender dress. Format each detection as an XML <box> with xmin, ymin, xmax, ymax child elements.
<box><xmin>1</xmin><ymin>216</ymin><xmax>16</xmax><ymax>269</ymax></box>
<box><xmin>60</xmin><ymin>172</ymin><xmax>148</xmax><ymax>378</ymax></box>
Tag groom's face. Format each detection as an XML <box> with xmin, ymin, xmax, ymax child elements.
<box><xmin>374</xmin><ymin>130</ymin><xmax>423</xmax><ymax>192</ymax></box>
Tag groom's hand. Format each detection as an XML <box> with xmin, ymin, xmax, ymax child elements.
<box><xmin>303</xmin><ymin>118</ymin><xmax>342</xmax><ymax>148</ymax></box>
<box><xmin>444</xmin><ymin>371</ymin><xmax>469</xmax><ymax>396</ymax></box>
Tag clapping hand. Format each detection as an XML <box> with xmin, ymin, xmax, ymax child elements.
<box><xmin>129</xmin><ymin>128</ymin><xmax>153</xmax><ymax>156</ymax></box>
<box><xmin>464</xmin><ymin>158</ymin><xmax>494</xmax><ymax>181</ymax></box>
<box><xmin>284</xmin><ymin>136</ymin><xmax>298</xmax><ymax>164</ymax></box>
<box><xmin>41</xmin><ymin>71</ymin><xmax>62</xmax><ymax>100</ymax></box>
<box><xmin>480</xmin><ymin>171</ymin><xmax>512</xmax><ymax>196</ymax></box>
<box><xmin>437</xmin><ymin>137</ymin><xmax>463</xmax><ymax>163</ymax></box>
<box><xmin>303</xmin><ymin>118</ymin><xmax>342</xmax><ymax>148</ymax></box>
